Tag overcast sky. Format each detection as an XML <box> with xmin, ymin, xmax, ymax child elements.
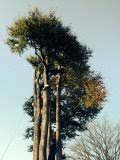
<box><xmin>0</xmin><ymin>0</ymin><xmax>120</xmax><ymax>160</ymax></box>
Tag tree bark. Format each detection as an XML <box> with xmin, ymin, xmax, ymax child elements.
<box><xmin>47</xmin><ymin>96</ymin><xmax>51</xmax><ymax>160</ymax></box>
<box><xmin>56</xmin><ymin>74</ymin><xmax>62</xmax><ymax>160</ymax></box>
<box><xmin>33</xmin><ymin>70</ymin><xmax>41</xmax><ymax>160</ymax></box>
<box><xmin>39</xmin><ymin>57</ymin><xmax>49</xmax><ymax>160</ymax></box>
<box><xmin>33</xmin><ymin>105</ymin><xmax>40</xmax><ymax>160</ymax></box>
<box><xmin>48</xmin><ymin>131</ymin><xmax>56</xmax><ymax>160</ymax></box>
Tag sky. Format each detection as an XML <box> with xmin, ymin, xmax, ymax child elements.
<box><xmin>0</xmin><ymin>0</ymin><xmax>120</xmax><ymax>160</ymax></box>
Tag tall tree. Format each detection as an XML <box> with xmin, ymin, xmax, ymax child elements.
<box><xmin>6</xmin><ymin>8</ymin><xmax>106</xmax><ymax>160</ymax></box>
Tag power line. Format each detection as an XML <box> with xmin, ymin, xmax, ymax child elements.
<box><xmin>0</xmin><ymin>114</ymin><xmax>24</xmax><ymax>160</ymax></box>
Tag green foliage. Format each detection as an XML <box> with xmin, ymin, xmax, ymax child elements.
<box><xmin>7</xmin><ymin>8</ymin><xmax>91</xmax><ymax>70</ymax></box>
<box><xmin>61</xmin><ymin>72</ymin><xmax>106</xmax><ymax>139</ymax></box>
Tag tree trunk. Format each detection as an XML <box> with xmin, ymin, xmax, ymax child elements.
<box><xmin>33</xmin><ymin>106</ymin><xmax>40</xmax><ymax>160</ymax></box>
<box><xmin>39</xmin><ymin>58</ymin><xmax>49</xmax><ymax>160</ymax></box>
<box><xmin>47</xmin><ymin>96</ymin><xmax>51</xmax><ymax>160</ymax></box>
<box><xmin>33</xmin><ymin>70</ymin><xmax>41</xmax><ymax>160</ymax></box>
<box><xmin>56</xmin><ymin>75</ymin><xmax>62</xmax><ymax>160</ymax></box>
<box><xmin>48</xmin><ymin>131</ymin><xmax>56</xmax><ymax>160</ymax></box>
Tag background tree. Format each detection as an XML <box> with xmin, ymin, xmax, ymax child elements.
<box><xmin>68</xmin><ymin>118</ymin><xmax>120</xmax><ymax>160</ymax></box>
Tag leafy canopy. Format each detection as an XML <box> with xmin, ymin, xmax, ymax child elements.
<box><xmin>7</xmin><ymin>8</ymin><xmax>91</xmax><ymax>70</ymax></box>
<box><xmin>6</xmin><ymin>8</ymin><xmax>106</xmax><ymax>152</ymax></box>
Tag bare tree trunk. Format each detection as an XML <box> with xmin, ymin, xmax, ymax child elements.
<box><xmin>47</xmin><ymin>97</ymin><xmax>51</xmax><ymax>160</ymax></box>
<box><xmin>33</xmin><ymin>106</ymin><xmax>40</xmax><ymax>160</ymax></box>
<box><xmin>56</xmin><ymin>74</ymin><xmax>62</xmax><ymax>160</ymax></box>
<box><xmin>48</xmin><ymin>131</ymin><xmax>56</xmax><ymax>160</ymax></box>
<box><xmin>33</xmin><ymin>69</ymin><xmax>41</xmax><ymax>160</ymax></box>
<box><xmin>39</xmin><ymin>57</ymin><xmax>49</xmax><ymax>160</ymax></box>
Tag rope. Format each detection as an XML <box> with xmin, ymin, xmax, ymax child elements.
<box><xmin>0</xmin><ymin>114</ymin><xmax>24</xmax><ymax>160</ymax></box>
